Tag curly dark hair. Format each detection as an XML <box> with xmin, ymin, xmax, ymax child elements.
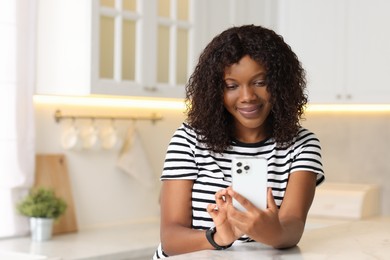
<box><xmin>185</xmin><ymin>24</ymin><xmax>307</xmax><ymax>153</ymax></box>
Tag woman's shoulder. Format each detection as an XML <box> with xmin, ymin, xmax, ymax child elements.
<box><xmin>175</xmin><ymin>122</ymin><xmax>196</xmax><ymax>137</ymax></box>
<box><xmin>170</xmin><ymin>122</ymin><xmax>200</xmax><ymax>144</ymax></box>
<box><xmin>294</xmin><ymin>127</ymin><xmax>321</xmax><ymax>146</ymax></box>
<box><xmin>296</xmin><ymin>127</ymin><xmax>319</xmax><ymax>138</ymax></box>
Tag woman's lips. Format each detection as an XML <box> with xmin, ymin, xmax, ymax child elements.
<box><xmin>237</xmin><ymin>105</ymin><xmax>262</xmax><ymax>118</ymax></box>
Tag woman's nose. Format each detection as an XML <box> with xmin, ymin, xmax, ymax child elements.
<box><xmin>239</xmin><ymin>85</ymin><xmax>257</xmax><ymax>101</ymax></box>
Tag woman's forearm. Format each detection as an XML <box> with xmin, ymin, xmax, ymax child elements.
<box><xmin>271</xmin><ymin>217</ymin><xmax>305</xmax><ymax>249</ymax></box>
<box><xmin>161</xmin><ymin>225</ymin><xmax>215</xmax><ymax>256</ymax></box>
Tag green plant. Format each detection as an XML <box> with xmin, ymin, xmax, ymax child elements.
<box><xmin>17</xmin><ymin>188</ymin><xmax>67</xmax><ymax>219</ymax></box>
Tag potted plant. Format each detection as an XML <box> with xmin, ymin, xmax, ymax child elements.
<box><xmin>16</xmin><ymin>187</ymin><xmax>67</xmax><ymax>241</ymax></box>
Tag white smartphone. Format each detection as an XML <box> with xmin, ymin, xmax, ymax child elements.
<box><xmin>231</xmin><ymin>157</ymin><xmax>268</xmax><ymax>211</ymax></box>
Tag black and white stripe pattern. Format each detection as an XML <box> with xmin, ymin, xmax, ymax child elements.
<box><xmin>153</xmin><ymin>123</ymin><xmax>324</xmax><ymax>258</ymax></box>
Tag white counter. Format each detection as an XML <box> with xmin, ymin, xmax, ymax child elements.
<box><xmin>0</xmin><ymin>220</ymin><xmax>160</xmax><ymax>260</ymax></box>
<box><xmin>0</xmin><ymin>217</ymin><xmax>389</xmax><ymax>260</ymax></box>
<box><xmin>169</xmin><ymin>217</ymin><xmax>390</xmax><ymax>260</ymax></box>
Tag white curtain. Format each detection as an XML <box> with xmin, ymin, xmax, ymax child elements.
<box><xmin>0</xmin><ymin>0</ymin><xmax>36</xmax><ymax>238</ymax></box>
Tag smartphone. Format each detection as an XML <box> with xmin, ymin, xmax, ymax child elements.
<box><xmin>231</xmin><ymin>157</ymin><xmax>268</xmax><ymax>211</ymax></box>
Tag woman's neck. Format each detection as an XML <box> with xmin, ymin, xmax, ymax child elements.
<box><xmin>234</xmin><ymin>127</ymin><xmax>270</xmax><ymax>144</ymax></box>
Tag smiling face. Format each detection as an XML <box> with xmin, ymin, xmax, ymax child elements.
<box><xmin>223</xmin><ymin>55</ymin><xmax>272</xmax><ymax>143</ymax></box>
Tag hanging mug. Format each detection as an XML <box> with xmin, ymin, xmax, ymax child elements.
<box><xmin>61</xmin><ymin>125</ymin><xmax>78</xmax><ymax>150</ymax></box>
<box><xmin>79</xmin><ymin>124</ymin><xmax>98</xmax><ymax>149</ymax></box>
<box><xmin>99</xmin><ymin>124</ymin><xmax>118</xmax><ymax>150</ymax></box>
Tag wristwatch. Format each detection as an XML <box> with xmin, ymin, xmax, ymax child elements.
<box><xmin>205</xmin><ymin>227</ymin><xmax>233</xmax><ymax>250</ymax></box>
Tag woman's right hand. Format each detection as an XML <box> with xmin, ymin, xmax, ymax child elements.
<box><xmin>206</xmin><ymin>188</ymin><xmax>243</xmax><ymax>246</ymax></box>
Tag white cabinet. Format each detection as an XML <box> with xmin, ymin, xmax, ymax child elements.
<box><xmin>277</xmin><ymin>0</ymin><xmax>390</xmax><ymax>104</ymax></box>
<box><xmin>199</xmin><ymin>0</ymin><xmax>278</xmax><ymax>46</ymax></box>
<box><xmin>344</xmin><ymin>0</ymin><xmax>390</xmax><ymax>103</ymax></box>
<box><xmin>35</xmin><ymin>0</ymin><xmax>276</xmax><ymax>98</ymax></box>
<box><xmin>277</xmin><ymin>0</ymin><xmax>345</xmax><ymax>104</ymax></box>
<box><xmin>36</xmin><ymin>0</ymin><xmax>96</xmax><ymax>96</ymax></box>
<box><xmin>36</xmin><ymin>0</ymin><xmax>201</xmax><ymax>98</ymax></box>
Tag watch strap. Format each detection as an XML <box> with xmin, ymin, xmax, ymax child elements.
<box><xmin>206</xmin><ymin>227</ymin><xmax>233</xmax><ymax>250</ymax></box>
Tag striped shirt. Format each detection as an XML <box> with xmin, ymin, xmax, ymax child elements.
<box><xmin>153</xmin><ymin>123</ymin><xmax>324</xmax><ymax>259</ymax></box>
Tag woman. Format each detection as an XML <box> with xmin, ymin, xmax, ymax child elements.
<box><xmin>153</xmin><ymin>24</ymin><xmax>324</xmax><ymax>259</ymax></box>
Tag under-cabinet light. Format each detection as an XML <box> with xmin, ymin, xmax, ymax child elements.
<box><xmin>34</xmin><ymin>96</ymin><xmax>390</xmax><ymax>113</ymax></box>
<box><xmin>33</xmin><ymin>95</ymin><xmax>186</xmax><ymax>110</ymax></box>
<box><xmin>306</xmin><ymin>104</ymin><xmax>390</xmax><ymax>113</ymax></box>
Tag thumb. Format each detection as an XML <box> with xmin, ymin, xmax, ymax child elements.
<box><xmin>267</xmin><ymin>187</ymin><xmax>278</xmax><ymax>211</ymax></box>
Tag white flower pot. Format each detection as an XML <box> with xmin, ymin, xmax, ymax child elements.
<box><xmin>30</xmin><ymin>217</ymin><xmax>54</xmax><ymax>241</ymax></box>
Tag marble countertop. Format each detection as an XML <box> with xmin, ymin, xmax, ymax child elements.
<box><xmin>169</xmin><ymin>217</ymin><xmax>390</xmax><ymax>260</ymax></box>
<box><xmin>0</xmin><ymin>217</ymin><xmax>389</xmax><ymax>260</ymax></box>
<box><xmin>0</xmin><ymin>219</ymin><xmax>160</xmax><ymax>260</ymax></box>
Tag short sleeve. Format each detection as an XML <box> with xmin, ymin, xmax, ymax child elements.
<box><xmin>291</xmin><ymin>129</ymin><xmax>325</xmax><ymax>186</ymax></box>
<box><xmin>160</xmin><ymin>124</ymin><xmax>199</xmax><ymax>181</ymax></box>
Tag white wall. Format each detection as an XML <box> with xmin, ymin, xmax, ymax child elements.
<box><xmin>34</xmin><ymin>102</ymin><xmax>185</xmax><ymax>229</ymax></box>
<box><xmin>303</xmin><ymin>112</ymin><xmax>390</xmax><ymax>215</ymax></box>
<box><xmin>35</xmin><ymin>103</ymin><xmax>390</xmax><ymax>230</ymax></box>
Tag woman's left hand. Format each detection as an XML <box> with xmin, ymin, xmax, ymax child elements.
<box><xmin>207</xmin><ymin>189</ymin><xmax>243</xmax><ymax>245</ymax></box>
<box><xmin>226</xmin><ymin>187</ymin><xmax>283</xmax><ymax>246</ymax></box>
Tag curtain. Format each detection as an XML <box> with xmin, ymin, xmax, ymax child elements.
<box><xmin>0</xmin><ymin>0</ymin><xmax>36</xmax><ymax>238</ymax></box>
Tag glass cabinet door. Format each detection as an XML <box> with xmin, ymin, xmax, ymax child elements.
<box><xmin>96</xmin><ymin>0</ymin><xmax>192</xmax><ymax>97</ymax></box>
<box><xmin>157</xmin><ymin>0</ymin><xmax>191</xmax><ymax>86</ymax></box>
<box><xmin>99</xmin><ymin>0</ymin><xmax>139</xmax><ymax>82</ymax></box>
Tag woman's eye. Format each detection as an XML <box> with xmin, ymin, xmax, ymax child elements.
<box><xmin>253</xmin><ymin>80</ymin><xmax>266</xmax><ymax>87</ymax></box>
<box><xmin>225</xmin><ymin>84</ymin><xmax>237</xmax><ymax>90</ymax></box>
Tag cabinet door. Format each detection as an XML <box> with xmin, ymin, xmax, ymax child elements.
<box><xmin>35</xmin><ymin>0</ymin><xmax>93</xmax><ymax>96</ymax></box>
<box><xmin>277</xmin><ymin>0</ymin><xmax>346</xmax><ymax>104</ymax></box>
<box><xmin>154</xmin><ymin>0</ymin><xmax>192</xmax><ymax>98</ymax></box>
<box><xmin>345</xmin><ymin>0</ymin><xmax>390</xmax><ymax>103</ymax></box>
<box><xmin>92</xmin><ymin>0</ymin><xmax>146</xmax><ymax>96</ymax></box>
<box><xmin>36</xmin><ymin>0</ymin><xmax>196</xmax><ymax>98</ymax></box>
<box><xmin>199</xmin><ymin>0</ymin><xmax>277</xmax><ymax>47</ymax></box>
<box><xmin>94</xmin><ymin>0</ymin><xmax>196</xmax><ymax>98</ymax></box>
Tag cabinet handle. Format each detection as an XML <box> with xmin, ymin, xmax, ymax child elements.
<box><xmin>144</xmin><ymin>86</ymin><xmax>158</xmax><ymax>92</ymax></box>
<box><xmin>336</xmin><ymin>94</ymin><xmax>342</xmax><ymax>99</ymax></box>
<box><xmin>346</xmin><ymin>94</ymin><xmax>352</xmax><ymax>99</ymax></box>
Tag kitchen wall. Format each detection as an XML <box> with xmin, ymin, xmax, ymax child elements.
<box><xmin>302</xmin><ymin>111</ymin><xmax>390</xmax><ymax>215</ymax></box>
<box><xmin>34</xmin><ymin>102</ymin><xmax>390</xmax><ymax>230</ymax></box>
<box><xmin>34</xmin><ymin>101</ymin><xmax>186</xmax><ymax>229</ymax></box>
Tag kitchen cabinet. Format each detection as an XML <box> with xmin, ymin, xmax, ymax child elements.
<box><xmin>35</xmin><ymin>0</ymin><xmax>202</xmax><ymax>98</ymax></box>
<box><xmin>277</xmin><ymin>0</ymin><xmax>390</xmax><ymax>104</ymax></box>
<box><xmin>35</xmin><ymin>0</ymin><xmax>276</xmax><ymax>98</ymax></box>
<box><xmin>199</xmin><ymin>0</ymin><xmax>278</xmax><ymax>45</ymax></box>
<box><xmin>344</xmin><ymin>0</ymin><xmax>390</xmax><ymax>103</ymax></box>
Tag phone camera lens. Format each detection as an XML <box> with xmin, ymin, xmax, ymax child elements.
<box><xmin>237</xmin><ymin>162</ymin><xmax>242</xmax><ymax>167</ymax></box>
<box><xmin>237</xmin><ymin>169</ymin><xmax>242</xmax><ymax>174</ymax></box>
<box><xmin>244</xmin><ymin>165</ymin><xmax>250</xmax><ymax>171</ymax></box>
